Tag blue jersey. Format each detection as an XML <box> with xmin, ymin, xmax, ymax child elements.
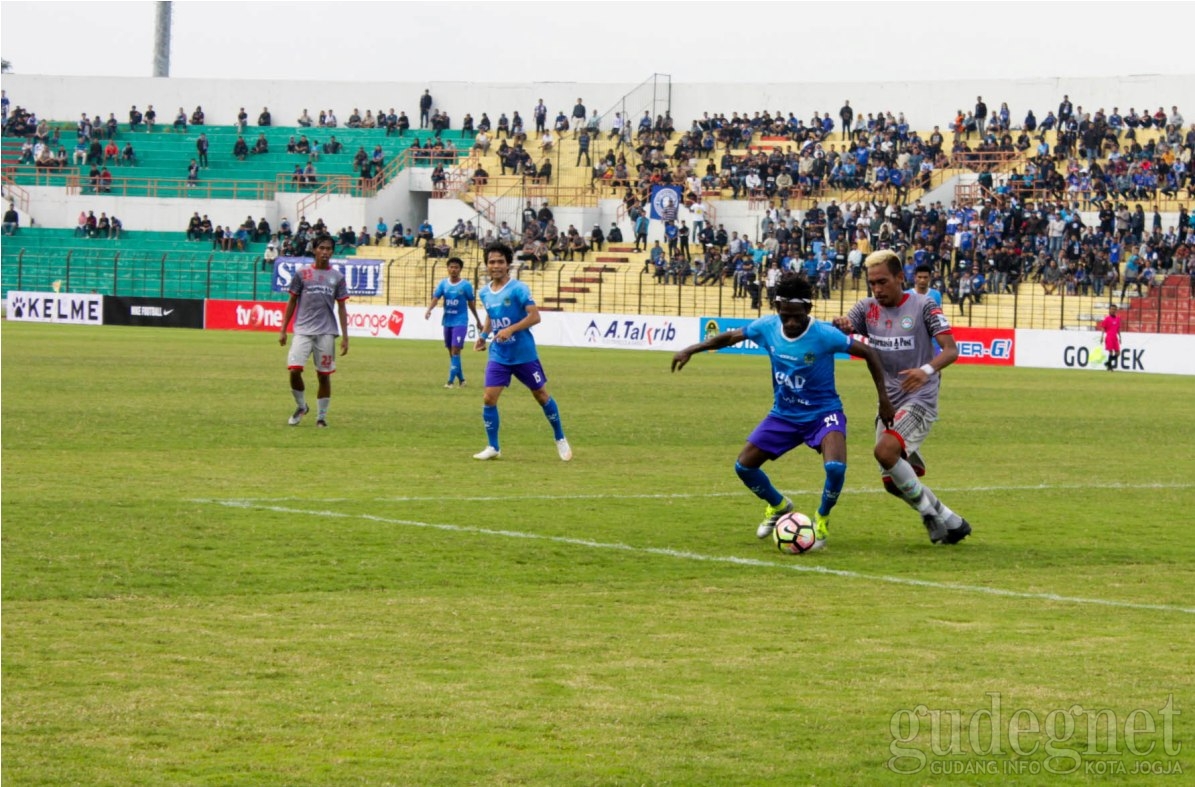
<box><xmin>433</xmin><ymin>277</ymin><xmax>475</xmax><ymax>327</ymax></box>
<box><xmin>743</xmin><ymin>316</ymin><xmax>850</xmax><ymax>425</ymax></box>
<box><xmin>479</xmin><ymin>278</ymin><xmax>539</xmax><ymax>365</ymax></box>
<box><xmin>906</xmin><ymin>287</ymin><xmax>943</xmax><ymax>307</ymax></box>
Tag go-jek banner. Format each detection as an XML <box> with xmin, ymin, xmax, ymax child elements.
<box><xmin>1015</xmin><ymin>329</ymin><xmax>1195</xmax><ymax>375</ymax></box>
<box><xmin>271</xmin><ymin>257</ymin><xmax>382</xmax><ymax>297</ymax></box>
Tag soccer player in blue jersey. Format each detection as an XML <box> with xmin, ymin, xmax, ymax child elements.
<box><xmin>910</xmin><ymin>264</ymin><xmax>943</xmax><ymax>307</ymax></box>
<box><xmin>425</xmin><ymin>257</ymin><xmax>483</xmax><ymax>388</ymax></box>
<box><xmin>471</xmin><ymin>242</ymin><xmax>572</xmax><ymax>462</ymax></box>
<box><xmin>671</xmin><ymin>273</ymin><xmax>894</xmax><ymax>549</ymax></box>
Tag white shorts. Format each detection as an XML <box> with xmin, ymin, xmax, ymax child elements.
<box><xmin>875</xmin><ymin>402</ymin><xmax>936</xmax><ymax>470</ymax></box>
<box><xmin>287</xmin><ymin>334</ymin><xmax>337</xmax><ymax>374</ymax></box>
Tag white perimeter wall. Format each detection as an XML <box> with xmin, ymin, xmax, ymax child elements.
<box><xmin>6</xmin><ymin>73</ymin><xmax>1195</xmax><ymax>134</ymax></box>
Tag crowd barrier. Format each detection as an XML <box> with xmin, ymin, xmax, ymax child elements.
<box><xmin>7</xmin><ymin>290</ymin><xmax>1194</xmax><ymax>376</ymax></box>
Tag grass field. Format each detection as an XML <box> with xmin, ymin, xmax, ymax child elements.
<box><xmin>3</xmin><ymin>321</ymin><xmax>1193</xmax><ymax>785</ymax></box>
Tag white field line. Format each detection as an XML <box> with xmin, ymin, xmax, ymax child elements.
<box><xmin>226</xmin><ymin>481</ymin><xmax>1195</xmax><ymax>505</ymax></box>
<box><xmin>197</xmin><ymin>499</ymin><xmax>1195</xmax><ymax>616</ymax></box>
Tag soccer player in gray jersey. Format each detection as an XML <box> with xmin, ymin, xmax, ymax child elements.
<box><xmin>279</xmin><ymin>234</ymin><xmax>350</xmax><ymax>428</ymax></box>
<box><xmin>833</xmin><ymin>250</ymin><xmax>971</xmax><ymax>544</ymax></box>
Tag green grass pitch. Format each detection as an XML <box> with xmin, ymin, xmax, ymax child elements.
<box><xmin>3</xmin><ymin>321</ymin><xmax>1193</xmax><ymax>785</ymax></box>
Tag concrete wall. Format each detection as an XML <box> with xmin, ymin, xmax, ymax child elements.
<box><xmin>6</xmin><ymin>73</ymin><xmax>1193</xmax><ymax>136</ymax></box>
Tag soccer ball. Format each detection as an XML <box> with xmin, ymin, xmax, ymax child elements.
<box><xmin>773</xmin><ymin>512</ymin><xmax>818</xmax><ymax>554</ymax></box>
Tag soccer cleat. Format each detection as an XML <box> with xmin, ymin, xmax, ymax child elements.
<box><xmin>473</xmin><ymin>446</ymin><xmax>501</xmax><ymax>460</ymax></box>
<box><xmin>756</xmin><ymin>498</ymin><xmax>793</xmax><ymax>539</ymax></box>
<box><xmin>942</xmin><ymin>517</ymin><xmax>972</xmax><ymax>545</ymax></box>
<box><xmin>316</xmin><ymin>419</ymin><xmax>328</xmax><ymax>428</ymax></box>
<box><xmin>444</xmin><ymin>382</ymin><xmax>455</xmax><ymax>388</ymax></box>
<box><xmin>922</xmin><ymin>513</ymin><xmax>947</xmax><ymax>544</ymax></box>
<box><xmin>287</xmin><ymin>404</ymin><xmax>309</xmax><ymax>426</ymax></box>
<box><xmin>458</xmin><ymin>379</ymin><xmax>467</xmax><ymax>387</ymax></box>
<box><xmin>556</xmin><ymin>438</ymin><xmax>573</xmax><ymax>462</ymax></box>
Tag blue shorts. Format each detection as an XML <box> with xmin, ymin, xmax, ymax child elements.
<box><xmin>484</xmin><ymin>359</ymin><xmax>548</xmax><ymax>391</ymax></box>
<box><xmin>443</xmin><ymin>325</ymin><xmax>468</xmax><ymax>350</ymax></box>
<box><xmin>747</xmin><ymin>411</ymin><xmax>847</xmax><ymax>459</ymax></box>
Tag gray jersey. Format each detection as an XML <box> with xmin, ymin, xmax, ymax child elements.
<box><xmin>844</xmin><ymin>292</ymin><xmax>951</xmax><ymax>415</ymax></box>
<box><xmin>288</xmin><ymin>264</ymin><xmax>348</xmax><ymax>336</ymax></box>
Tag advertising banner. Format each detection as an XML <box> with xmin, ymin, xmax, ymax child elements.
<box><xmin>1015</xmin><ymin>329</ymin><xmax>1195</xmax><ymax>375</ymax></box>
<box><xmin>205</xmin><ymin>299</ymin><xmax>290</xmax><ymax>332</ymax></box>
<box><xmin>5</xmin><ymin>291</ymin><xmax>103</xmax><ymax>325</ymax></box>
<box><xmin>271</xmin><ymin>257</ymin><xmax>382</xmax><ymax>297</ymax></box>
<box><xmin>950</xmin><ymin>327</ymin><xmax>1015</xmax><ymax>366</ymax></box>
<box><xmin>697</xmin><ymin>317</ymin><xmax>766</xmax><ymax>355</ymax></box>
<box><xmin>103</xmin><ymin>296</ymin><xmax>204</xmax><ymax>329</ymax></box>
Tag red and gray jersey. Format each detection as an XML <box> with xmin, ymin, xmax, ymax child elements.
<box><xmin>288</xmin><ymin>264</ymin><xmax>348</xmax><ymax>336</ymax></box>
<box><xmin>844</xmin><ymin>292</ymin><xmax>952</xmax><ymax>415</ymax></box>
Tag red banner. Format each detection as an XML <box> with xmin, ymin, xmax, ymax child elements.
<box><xmin>205</xmin><ymin>299</ymin><xmax>289</xmax><ymax>332</ymax></box>
<box><xmin>950</xmin><ymin>327</ymin><xmax>1015</xmax><ymax>366</ymax></box>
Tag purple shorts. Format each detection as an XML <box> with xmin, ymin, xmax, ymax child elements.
<box><xmin>747</xmin><ymin>411</ymin><xmax>847</xmax><ymax>458</ymax></box>
<box><xmin>484</xmin><ymin>359</ymin><xmax>548</xmax><ymax>391</ymax></box>
<box><xmin>443</xmin><ymin>325</ymin><xmax>468</xmax><ymax>350</ymax></box>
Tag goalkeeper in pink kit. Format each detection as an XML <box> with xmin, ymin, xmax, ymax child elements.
<box><xmin>1097</xmin><ymin>304</ymin><xmax>1122</xmax><ymax>371</ymax></box>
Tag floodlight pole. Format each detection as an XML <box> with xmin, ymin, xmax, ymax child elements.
<box><xmin>153</xmin><ymin>1</ymin><xmax>172</xmax><ymax>78</ymax></box>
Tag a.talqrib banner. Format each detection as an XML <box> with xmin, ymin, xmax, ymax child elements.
<box><xmin>103</xmin><ymin>296</ymin><xmax>204</xmax><ymax>329</ymax></box>
<box><xmin>5</xmin><ymin>291</ymin><xmax>103</xmax><ymax>325</ymax></box>
<box><xmin>271</xmin><ymin>257</ymin><xmax>382</xmax><ymax>297</ymax></box>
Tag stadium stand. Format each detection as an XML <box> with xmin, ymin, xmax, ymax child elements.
<box><xmin>4</xmin><ymin>89</ymin><xmax>1193</xmax><ymax>332</ymax></box>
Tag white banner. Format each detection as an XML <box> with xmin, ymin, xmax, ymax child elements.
<box><xmin>5</xmin><ymin>291</ymin><xmax>104</xmax><ymax>325</ymax></box>
<box><xmin>1015</xmin><ymin>329</ymin><xmax>1195</xmax><ymax>376</ymax></box>
<box><xmin>345</xmin><ymin>304</ymin><xmax>698</xmax><ymax>352</ymax></box>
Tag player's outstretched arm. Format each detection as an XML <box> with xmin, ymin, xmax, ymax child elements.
<box><xmin>671</xmin><ymin>329</ymin><xmax>746</xmax><ymax>372</ymax></box>
<box><xmin>848</xmin><ymin>339</ymin><xmax>895</xmax><ymax>427</ymax></box>
<box><xmin>831</xmin><ymin>315</ymin><xmax>855</xmax><ymax>334</ymax></box>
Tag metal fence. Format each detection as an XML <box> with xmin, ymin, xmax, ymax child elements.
<box><xmin>4</xmin><ymin>248</ymin><xmax>1189</xmax><ymax>332</ymax></box>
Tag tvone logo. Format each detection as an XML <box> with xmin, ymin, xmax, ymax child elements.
<box><xmin>236</xmin><ymin>304</ymin><xmax>284</xmax><ymax>328</ymax></box>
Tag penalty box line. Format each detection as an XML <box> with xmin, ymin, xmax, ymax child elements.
<box><xmin>200</xmin><ymin>499</ymin><xmax>1195</xmax><ymax>617</ymax></box>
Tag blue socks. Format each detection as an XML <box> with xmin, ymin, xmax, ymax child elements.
<box><xmin>735</xmin><ymin>461</ymin><xmax>784</xmax><ymax>507</ymax></box>
<box><xmin>733</xmin><ymin>460</ymin><xmax>846</xmax><ymax>515</ymax></box>
<box><xmin>820</xmin><ymin>461</ymin><xmax>846</xmax><ymax>517</ymax></box>
<box><xmin>541</xmin><ymin>397</ymin><xmax>565</xmax><ymax>440</ymax></box>
<box><xmin>483</xmin><ymin>404</ymin><xmax>500</xmax><ymax>451</ymax></box>
<box><xmin>448</xmin><ymin>355</ymin><xmax>463</xmax><ymax>384</ymax></box>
